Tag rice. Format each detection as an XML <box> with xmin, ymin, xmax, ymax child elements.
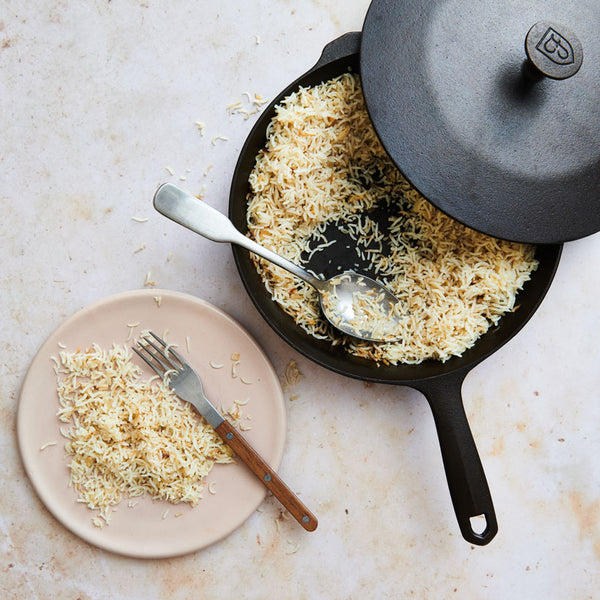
<box><xmin>55</xmin><ymin>344</ymin><xmax>234</xmax><ymax>525</ymax></box>
<box><xmin>246</xmin><ymin>73</ymin><xmax>538</xmax><ymax>364</ymax></box>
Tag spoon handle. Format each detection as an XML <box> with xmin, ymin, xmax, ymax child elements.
<box><xmin>153</xmin><ymin>183</ymin><xmax>322</xmax><ymax>289</ymax></box>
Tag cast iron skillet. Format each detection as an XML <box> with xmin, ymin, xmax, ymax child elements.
<box><xmin>228</xmin><ymin>32</ymin><xmax>562</xmax><ymax>545</ymax></box>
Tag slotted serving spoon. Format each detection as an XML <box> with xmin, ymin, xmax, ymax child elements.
<box><xmin>153</xmin><ymin>183</ymin><xmax>404</xmax><ymax>343</ymax></box>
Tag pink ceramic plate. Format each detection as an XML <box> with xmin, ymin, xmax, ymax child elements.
<box><xmin>17</xmin><ymin>289</ymin><xmax>286</xmax><ymax>558</ymax></box>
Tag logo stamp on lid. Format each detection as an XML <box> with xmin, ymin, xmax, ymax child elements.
<box><xmin>535</xmin><ymin>27</ymin><xmax>575</xmax><ymax>66</ymax></box>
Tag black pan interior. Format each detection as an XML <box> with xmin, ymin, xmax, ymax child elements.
<box><xmin>228</xmin><ymin>37</ymin><xmax>562</xmax><ymax>383</ymax></box>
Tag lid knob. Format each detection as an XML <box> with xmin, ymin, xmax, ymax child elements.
<box><xmin>525</xmin><ymin>21</ymin><xmax>583</xmax><ymax>80</ymax></box>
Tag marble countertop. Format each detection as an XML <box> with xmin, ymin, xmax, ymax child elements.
<box><xmin>1</xmin><ymin>1</ymin><xmax>599</xmax><ymax>598</ymax></box>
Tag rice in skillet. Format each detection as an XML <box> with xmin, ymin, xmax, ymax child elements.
<box><xmin>246</xmin><ymin>73</ymin><xmax>537</xmax><ymax>364</ymax></box>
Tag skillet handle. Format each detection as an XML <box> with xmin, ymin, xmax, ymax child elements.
<box><xmin>417</xmin><ymin>373</ymin><xmax>498</xmax><ymax>545</ymax></box>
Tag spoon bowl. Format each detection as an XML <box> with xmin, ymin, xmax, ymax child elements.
<box><xmin>316</xmin><ymin>271</ymin><xmax>404</xmax><ymax>342</ymax></box>
<box><xmin>153</xmin><ymin>183</ymin><xmax>404</xmax><ymax>343</ymax></box>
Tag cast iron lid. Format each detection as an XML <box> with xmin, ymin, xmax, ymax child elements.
<box><xmin>360</xmin><ymin>0</ymin><xmax>600</xmax><ymax>244</ymax></box>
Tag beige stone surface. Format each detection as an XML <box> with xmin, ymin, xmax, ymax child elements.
<box><xmin>1</xmin><ymin>1</ymin><xmax>599</xmax><ymax>598</ymax></box>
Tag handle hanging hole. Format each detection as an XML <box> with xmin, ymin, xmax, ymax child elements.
<box><xmin>469</xmin><ymin>514</ymin><xmax>488</xmax><ymax>535</ymax></box>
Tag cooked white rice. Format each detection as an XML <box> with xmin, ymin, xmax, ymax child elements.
<box><xmin>56</xmin><ymin>344</ymin><xmax>233</xmax><ymax>525</ymax></box>
<box><xmin>246</xmin><ymin>73</ymin><xmax>537</xmax><ymax>364</ymax></box>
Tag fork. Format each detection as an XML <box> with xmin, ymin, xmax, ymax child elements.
<box><xmin>133</xmin><ymin>331</ymin><xmax>318</xmax><ymax>532</ymax></box>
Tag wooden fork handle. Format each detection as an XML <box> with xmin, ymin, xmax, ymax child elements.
<box><xmin>215</xmin><ymin>419</ymin><xmax>318</xmax><ymax>532</ymax></box>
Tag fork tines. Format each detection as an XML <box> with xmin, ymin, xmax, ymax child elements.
<box><xmin>132</xmin><ymin>331</ymin><xmax>185</xmax><ymax>379</ymax></box>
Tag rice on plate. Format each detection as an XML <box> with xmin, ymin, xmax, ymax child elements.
<box><xmin>246</xmin><ymin>73</ymin><xmax>537</xmax><ymax>365</ymax></box>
